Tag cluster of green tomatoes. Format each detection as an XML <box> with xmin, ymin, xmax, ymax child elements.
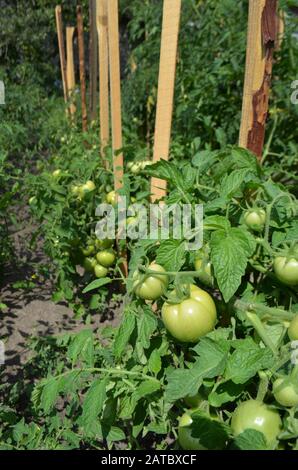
<box><xmin>81</xmin><ymin>238</ymin><xmax>116</xmax><ymax>279</ymax></box>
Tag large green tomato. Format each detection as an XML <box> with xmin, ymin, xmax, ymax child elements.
<box><xmin>52</xmin><ymin>169</ymin><xmax>62</xmax><ymax>178</ymax></box>
<box><xmin>273</xmin><ymin>378</ymin><xmax>298</xmax><ymax>407</ymax></box>
<box><xmin>133</xmin><ymin>263</ymin><xmax>168</xmax><ymax>301</ymax></box>
<box><xmin>161</xmin><ymin>284</ymin><xmax>217</xmax><ymax>343</ymax></box>
<box><xmin>244</xmin><ymin>209</ymin><xmax>266</xmax><ymax>232</ymax></box>
<box><xmin>288</xmin><ymin>315</ymin><xmax>298</xmax><ymax>341</ymax></box>
<box><xmin>96</xmin><ymin>250</ymin><xmax>116</xmax><ymax>268</ymax></box>
<box><xmin>231</xmin><ymin>400</ymin><xmax>282</xmax><ymax>446</ymax></box>
<box><xmin>94</xmin><ymin>264</ymin><xmax>108</xmax><ymax>278</ymax></box>
<box><xmin>178</xmin><ymin>413</ymin><xmax>207</xmax><ymax>450</ymax></box>
<box><xmin>273</xmin><ymin>257</ymin><xmax>298</xmax><ymax>286</ymax></box>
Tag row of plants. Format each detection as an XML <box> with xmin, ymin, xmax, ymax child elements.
<box><xmin>0</xmin><ymin>0</ymin><xmax>297</xmax><ymax>452</ymax></box>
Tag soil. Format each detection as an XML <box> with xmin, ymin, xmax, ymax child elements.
<box><xmin>0</xmin><ymin>206</ymin><xmax>123</xmax><ymax>385</ymax></box>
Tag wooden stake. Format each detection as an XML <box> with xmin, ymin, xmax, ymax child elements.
<box><xmin>150</xmin><ymin>0</ymin><xmax>181</xmax><ymax>203</ymax></box>
<box><xmin>239</xmin><ymin>0</ymin><xmax>278</xmax><ymax>160</ymax></box>
<box><xmin>66</xmin><ymin>26</ymin><xmax>76</xmax><ymax>117</ymax></box>
<box><xmin>77</xmin><ymin>6</ymin><xmax>88</xmax><ymax>132</ymax></box>
<box><xmin>107</xmin><ymin>0</ymin><xmax>127</xmax><ymax>277</ymax></box>
<box><xmin>89</xmin><ymin>0</ymin><xmax>98</xmax><ymax>122</ymax></box>
<box><xmin>55</xmin><ymin>6</ymin><xmax>68</xmax><ymax>104</ymax></box>
<box><xmin>96</xmin><ymin>0</ymin><xmax>110</xmax><ymax>163</ymax></box>
<box><xmin>107</xmin><ymin>0</ymin><xmax>124</xmax><ymax>192</ymax></box>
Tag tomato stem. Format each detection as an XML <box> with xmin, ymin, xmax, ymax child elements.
<box><xmin>245</xmin><ymin>312</ymin><xmax>278</xmax><ymax>356</ymax></box>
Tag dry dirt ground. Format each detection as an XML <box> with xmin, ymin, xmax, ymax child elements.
<box><xmin>0</xmin><ymin>214</ymin><xmax>123</xmax><ymax>384</ymax></box>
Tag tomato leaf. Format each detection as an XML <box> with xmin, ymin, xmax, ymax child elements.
<box><xmin>81</xmin><ymin>378</ymin><xmax>108</xmax><ymax>429</ymax></box>
<box><xmin>113</xmin><ymin>311</ymin><xmax>136</xmax><ymax>359</ymax></box>
<box><xmin>191</xmin><ymin>410</ymin><xmax>231</xmax><ymax>450</ymax></box>
<box><xmin>231</xmin><ymin>429</ymin><xmax>267</xmax><ymax>450</ymax></box>
<box><xmin>210</xmin><ymin>227</ymin><xmax>256</xmax><ymax>302</ymax></box>
<box><xmin>137</xmin><ymin>306</ymin><xmax>158</xmax><ymax>349</ymax></box>
<box><xmin>156</xmin><ymin>239</ymin><xmax>186</xmax><ymax>272</ymax></box>
<box><xmin>165</xmin><ymin>338</ymin><xmax>229</xmax><ymax>402</ymax></box>
<box><xmin>82</xmin><ymin>278</ymin><xmax>111</xmax><ymax>294</ymax></box>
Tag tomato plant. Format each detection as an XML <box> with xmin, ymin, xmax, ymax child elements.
<box><xmin>288</xmin><ymin>315</ymin><xmax>298</xmax><ymax>341</ymax></box>
<box><xmin>178</xmin><ymin>413</ymin><xmax>207</xmax><ymax>450</ymax></box>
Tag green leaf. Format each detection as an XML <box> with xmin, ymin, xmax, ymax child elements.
<box><xmin>113</xmin><ymin>311</ymin><xmax>136</xmax><ymax>359</ymax></box>
<box><xmin>81</xmin><ymin>378</ymin><xmax>108</xmax><ymax>428</ymax></box>
<box><xmin>67</xmin><ymin>329</ymin><xmax>94</xmax><ymax>367</ymax></box>
<box><xmin>132</xmin><ymin>380</ymin><xmax>160</xmax><ymax>401</ymax></box>
<box><xmin>191</xmin><ymin>410</ymin><xmax>231</xmax><ymax>450</ymax></box>
<box><xmin>192</xmin><ymin>150</ymin><xmax>218</xmax><ymax>172</ymax></box>
<box><xmin>220</xmin><ymin>168</ymin><xmax>250</xmax><ymax>198</ymax></box>
<box><xmin>208</xmin><ymin>381</ymin><xmax>245</xmax><ymax>407</ymax></box>
<box><xmin>165</xmin><ymin>338</ymin><xmax>229</xmax><ymax>401</ymax></box>
<box><xmin>40</xmin><ymin>378</ymin><xmax>59</xmax><ymax>414</ymax></box>
<box><xmin>137</xmin><ymin>307</ymin><xmax>158</xmax><ymax>349</ymax></box>
<box><xmin>145</xmin><ymin>160</ymin><xmax>187</xmax><ymax>191</ymax></box>
<box><xmin>225</xmin><ymin>338</ymin><xmax>275</xmax><ymax>384</ymax></box>
<box><xmin>156</xmin><ymin>239</ymin><xmax>186</xmax><ymax>271</ymax></box>
<box><xmin>204</xmin><ymin>215</ymin><xmax>230</xmax><ymax>231</ymax></box>
<box><xmin>82</xmin><ymin>278</ymin><xmax>111</xmax><ymax>294</ymax></box>
<box><xmin>148</xmin><ymin>349</ymin><xmax>162</xmax><ymax>375</ymax></box>
<box><xmin>232</xmin><ymin>429</ymin><xmax>267</xmax><ymax>450</ymax></box>
<box><xmin>210</xmin><ymin>227</ymin><xmax>256</xmax><ymax>302</ymax></box>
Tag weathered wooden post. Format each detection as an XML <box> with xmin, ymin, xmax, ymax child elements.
<box><xmin>239</xmin><ymin>0</ymin><xmax>278</xmax><ymax>160</ymax></box>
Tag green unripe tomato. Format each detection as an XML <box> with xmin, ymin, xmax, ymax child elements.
<box><xmin>96</xmin><ymin>249</ymin><xmax>116</xmax><ymax>268</ymax></box>
<box><xmin>95</xmin><ymin>238</ymin><xmax>114</xmax><ymax>250</ymax></box>
<box><xmin>184</xmin><ymin>392</ymin><xmax>204</xmax><ymax>409</ymax></box>
<box><xmin>94</xmin><ymin>264</ymin><xmax>108</xmax><ymax>278</ymax></box>
<box><xmin>29</xmin><ymin>196</ymin><xmax>37</xmax><ymax>206</ymax></box>
<box><xmin>106</xmin><ymin>191</ymin><xmax>117</xmax><ymax>206</ymax></box>
<box><xmin>52</xmin><ymin>169</ymin><xmax>62</xmax><ymax>178</ymax></box>
<box><xmin>288</xmin><ymin>315</ymin><xmax>298</xmax><ymax>341</ymax></box>
<box><xmin>71</xmin><ymin>185</ymin><xmax>80</xmax><ymax>196</ymax></box>
<box><xmin>231</xmin><ymin>400</ymin><xmax>282</xmax><ymax>446</ymax></box>
<box><xmin>80</xmin><ymin>180</ymin><xmax>96</xmax><ymax>196</ymax></box>
<box><xmin>83</xmin><ymin>257</ymin><xmax>97</xmax><ymax>273</ymax></box>
<box><xmin>82</xmin><ymin>244</ymin><xmax>95</xmax><ymax>257</ymax></box>
<box><xmin>194</xmin><ymin>258</ymin><xmax>213</xmax><ymax>287</ymax></box>
<box><xmin>273</xmin><ymin>257</ymin><xmax>298</xmax><ymax>286</ymax></box>
<box><xmin>133</xmin><ymin>262</ymin><xmax>168</xmax><ymax>301</ymax></box>
<box><xmin>162</xmin><ymin>284</ymin><xmax>217</xmax><ymax>343</ymax></box>
<box><xmin>273</xmin><ymin>378</ymin><xmax>298</xmax><ymax>407</ymax></box>
<box><xmin>178</xmin><ymin>413</ymin><xmax>207</xmax><ymax>450</ymax></box>
<box><xmin>244</xmin><ymin>209</ymin><xmax>266</xmax><ymax>232</ymax></box>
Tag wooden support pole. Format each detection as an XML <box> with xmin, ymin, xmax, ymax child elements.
<box><xmin>66</xmin><ymin>26</ymin><xmax>76</xmax><ymax>117</ymax></box>
<box><xmin>107</xmin><ymin>0</ymin><xmax>124</xmax><ymax>192</ymax></box>
<box><xmin>89</xmin><ymin>0</ymin><xmax>98</xmax><ymax>122</ymax></box>
<box><xmin>55</xmin><ymin>5</ymin><xmax>68</xmax><ymax>104</ymax></box>
<box><xmin>239</xmin><ymin>0</ymin><xmax>278</xmax><ymax>160</ymax></box>
<box><xmin>107</xmin><ymin>0</ymin><xmax>127</xmax><ymax>277</ymax></box>
<box><xmin>77</xmin><ymin>6</ymin><xmax>88</xmax><ymax>132</ymax></box>
<box><xmin>96</xmin><ymin>0</ymin><xmax>110</xmax><ymax>163</ymax></box>
<box><xmin>150</xmin><ymin>0</ymin><xmax>181</xmax><ymax>203</ymax></box>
